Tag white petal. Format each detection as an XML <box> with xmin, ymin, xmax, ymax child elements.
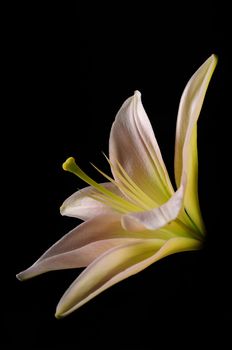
<box><xmin>55</xmin><ymin>236</ymin><xmax>201</xmax><ymax>317</ymax></box>
<box><xmin>174</xmin><ymin>55</ymin><xmax>217</xmax><ymax>233</ymax></box>
<box><xmin>17</xmin><ymin>211</ymin><xmax>176</xmax><ymax>281</ymax></box>
<box><xmin>121</xmin><ymin>177</ymin><xmax>186</xmax><ymax>231</ymax></box>
<box><xmin>17</xmin><ymin>238</ymin><xmax>136</xmax><ymax>280</ymax></box>
<box><xmin>60</xmin><ymin>182</ymin><xmax>120</xmax><ymax>220</ymax></box>
<box><xmin>109</xmin><ymin>91</ymin><xmax>173</xmax><ymax>205</ymax></box>
<box><xmin>16</xmin><ymin>214</ymin><xmax>133</xmax><ymax>280</ymax></box>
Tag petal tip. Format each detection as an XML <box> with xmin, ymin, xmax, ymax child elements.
<box><xmin>16</xmin><ymin>269</ymin><xmax>30</xmax><ymax>281</ymax></box>
<box><xmin>210</xmin><ymin>53</ymin><xmax>218</xmax><ymax>69</ymax></box>
<box><xmin>16</xmin><ymin>271</ymin><xmax>29</xmax><ymax>281</ymax></box>
<box><xmin>134</xmin><ymin>90</ymin><xmax>141</xmax><ymax>97</ymax></box>
<box><xmin>60</xmin><ymin>204</ymin><xmax>66</xmax><ymax>216</ymax></box>
<box><xmin>16</xmin><ymin>272</ymin><xmax>23</xmax><ymax>281</ymax></box>
<box><xmin>211</xmin><ymin>53</ymin><xmax>218</xmax><ymax>62</ymax></box>
<box><xmin>55</xmin><ymin>303</ymin><xmax>68</xmax><ymax>319</ymax></box>
<box><xmin>55</xmin><ymin>311</ymin><xmax>63</xmax><ymax>319</ymax></box>
<box><xmin>16</xmin><ymin>265</ymin><xmax>39</xmax><ymax>281</ymax></box>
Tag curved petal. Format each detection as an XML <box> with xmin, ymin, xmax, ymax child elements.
<box><xmin>17</xmin><ymin>211</ymin><xmax>178</xmax><ymax>281</ymax></box>
<box><xmin>121</xmin><ymin>178</ymin><xmax>186</xmax><ymax>232</ymax></box>
<box><xmin>55</xmin><ymin>237</ymin><xmax>201</xmax><ymax>317</ymax></box>
<box><xmin>16</xmin><ymin>214</ymin><xmax>128</xmax><ymax>280</ymax></box>
<box><xmin>174</xmin><ymin>55</ymin><xmax>217</xmax><ymax>233</ymax></box>
<box><xmin>16</xmin><ymin>238</ymin><xmax>137</xmax><ymax>280</ymax></box>
<box><xmin>109</xmin><ymin>91</ymin><xmax>173</xmax><ymax>205</ymax></box>
<box><xmin>60</xmin><ymin>182</ymin><xmax>121</xmax><ymax>220</ymax></box>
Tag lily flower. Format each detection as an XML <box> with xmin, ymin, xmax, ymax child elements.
<box><xmin>17</xmin><ymin>55</ymin><xmax>217</xmax><ymax>318</ymax></box>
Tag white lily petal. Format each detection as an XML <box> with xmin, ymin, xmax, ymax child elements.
<box><xmin>121</xmin><ymin>177</ymin><xmax>186</xmax><ymax>232</ymax></box>
<box><xmin>17</xmin><ymin>214</ymin><xmax>170</xmax><ymax>280</ymax></box>
<box><xmin>109</xmin><ymin>91</ymin><xmax>174</xmax><ymax>205</ymax></box>
<box><xmin>55</xmin><ymin>236</ymin><xmax>200</xmax><ymax>317</ymax></box>
<box><xmin>60</xmin><ymin>182</ymin><xmax>120</xmax><ymax>220</ymax></box>
<box><xmin>17</xmin><ymin>238</ymin><xmax>138</xmax><ymax>280</ymax></box>
<box><xmin>174</xmin><ymin>54</ymin><xmax>217</xmax><ymax>233</ymax></box>
<box><xmin>16</xmin><ymin>214</ymin><xmax>124</xmax><ymax>280</ymax></box>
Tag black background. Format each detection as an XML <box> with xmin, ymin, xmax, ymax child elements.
<box><xmin>5</xmin><ymin>2</ymin><xmax>231</xmax><ymax>349</ymax></box>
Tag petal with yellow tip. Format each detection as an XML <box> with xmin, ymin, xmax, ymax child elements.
<box><xmin>55</xmin><ymin>237</ymin><xmax>200</xmax><ymax>317</ymax></box>
<box><xmin>174</xmin><ymin>54</ymin><xmax>217</xmax><ymax>234</ymax></box>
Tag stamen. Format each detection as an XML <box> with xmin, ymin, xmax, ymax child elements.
<box><xmin>62</xmin><ymin>157</ymin><xmax>140</xmax><ymax>213</ymax></box>
<box><xmin>114</xmin><ymin>160</ymin><xmax>158</xmax><ymax>207</ymax></box>
<box><xmin>103</xmin><ymin>154</ymin><xmax>159</xmax><ymax>208</ymax></box>
<box><xmin>91</xmin><ymin>163</ymin><xmax>151</xmax><ymax>210</ymax></box>
<box><xmin>89</xmin><ymin>193</ymin><xmax>129</xmax><ymax>214</ymax></box>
